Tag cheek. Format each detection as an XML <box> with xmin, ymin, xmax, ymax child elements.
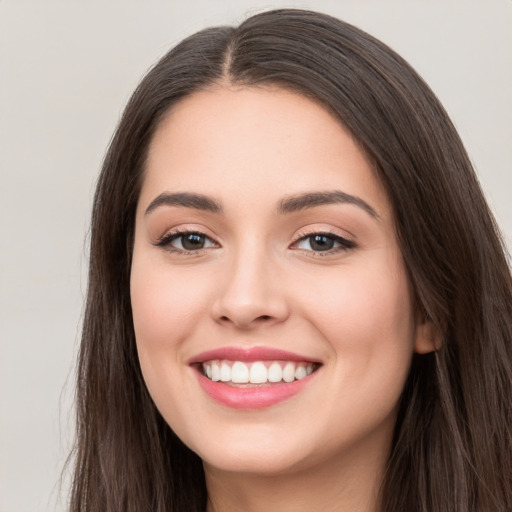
<box><xmin>129</xmin><ymin>255</ymin><xmax>214</xmax><ymax>433</ymax></box>
<box><xmin>130</xmin><ymin>258</ymin><xmax>210</xmax><ymax>354</ymax></box>
<box><xmin>299</xmin><ymin>259</ymin><xmax>415</xmax><ymax>393</ymax></box>
<box><xmin>306</xmin><ymin>260</ymin><xmax>413</xmax><ymax>331</ymax></box>
<box><xmin>129</xmin><ymin>252</ymin><xmax>214</xmax><ymax>422</ymax></box>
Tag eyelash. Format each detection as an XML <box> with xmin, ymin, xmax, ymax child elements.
<box><xmin>291</xmin><ymin>230</ymin><xmax>356</xmax><ymax>257</ymax></box>
<box><xmin>155</xmin><ymin>229</ymin><xmax>356</xmax><ymax>256</ymax></box>
<box><xmin>155</xmin><ymin>230</ymin><xmax>217</xmax><ymax>255</ymax></box>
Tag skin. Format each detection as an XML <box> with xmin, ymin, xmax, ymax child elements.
<box><xmin>130</xmin><ymin>86</ymin><xmax>437</xmax><ymax>512</ymax></box>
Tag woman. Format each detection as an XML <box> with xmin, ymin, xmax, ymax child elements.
<box><xmin>70</xmin><ymin>9</ymin><xmax>512</xmax><ymax>512</ymax></box>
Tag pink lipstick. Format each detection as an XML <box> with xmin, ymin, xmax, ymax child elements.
<box><xmin>189</xmin><ymin>347</ymin><xmax>320</xmax><ymax>409</ymax></box>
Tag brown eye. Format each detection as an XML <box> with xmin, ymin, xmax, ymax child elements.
<box><xmin>180</xmin><ymin>233</ymin><xmax>207</xmax><ymax>250</ymax></box>
<box><xmin>309</xmin><ymin>235</ymin><xmax>335</xmax><ymax>251</ymax></box>
<box><xmin>156</xmin><ymin>231</ymin><xmax>217</xmax><ymax>252</ymax></box>
<box><xmin>293</xmin><ymin>232</ymin><xmax>356</xmax><ymax>253</ymax></box>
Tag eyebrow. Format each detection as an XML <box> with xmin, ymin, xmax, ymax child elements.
<box><xmin>145</xmin><ymin>190</ymin><xmax>379</xmax><ymax>219</ymax></box>
<box><xmin>278</xmin><ymin>191</ymin><xmax>379</xmax><ymax>219</ymax></box>
<box><xmin>145</xmin><ymin>192</ymin><xmax>223</xmax><ymax>215</ymax></box>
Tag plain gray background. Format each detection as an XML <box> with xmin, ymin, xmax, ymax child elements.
<box><xmin>1</xmin><ymin>1</ymin><xmax>510</xmax><ymax>511</ymax></box>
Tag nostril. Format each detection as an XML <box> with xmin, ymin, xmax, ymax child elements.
<box><xmin>219</xmin><ymin>314</ymin><xmax>273</xmax><ymax>324</ymax></box>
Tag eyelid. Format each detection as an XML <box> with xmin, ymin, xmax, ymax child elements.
<box><xmin>290</xmin><ymin>228</ymin><xmax>356</xmax><ymax>254</ymax></box>
<box><xmin>153</xmin><ymin>225</ymin><xmax>220</xmax><ymax>254</ymax></box>
<box><xmin>152</xmin><ymin>224</ymin><xmax>356</xmax><ymax>256</ymax></box>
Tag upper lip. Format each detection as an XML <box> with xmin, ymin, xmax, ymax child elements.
<box><xmin>188</xmin><ymin>346</ymin><xmax>322</xmax><ymax>365</ymax></box>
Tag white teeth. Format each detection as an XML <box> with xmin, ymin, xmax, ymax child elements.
<box><xmin>268</xmin><ymin>362</ymin><xmax>283</xmax><ymax>382</ymax></box>
<box><xmin>249</xmin><ymin>362</ymin><xmax>268</xmax><ymax>383</ymax></box>
<box><xmin>231</xmin><ymin>361</ymin><xmax>249</xmax><ymax>383</ymax></box>
<box><xmin>295</xmin><ymin>365</ymin><xmax>307</xmax><ymax>380</ymax></box>
<box><xmin>220</xmin><ymin>362</ymin><xmax>231</xmax><ymax>382</ymax></box>
<box><xmin>201</xmin><ymin>360</ymin><xmax>316</xmax><ymax>384</ymax></box>
<box><xmin>211</xmin><ymin>362</ymin><xmax>221</xmax><ymax>381</ymax></box>
<box><xmin>282</xmin><ymin>362</ymin><xmax>295</xmax><ymax>382</ymax></box>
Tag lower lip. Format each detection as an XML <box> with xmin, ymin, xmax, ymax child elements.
<box><xmin>195</xmin><ymin>370</ymin><xmax>315</xmax><ymax>409</ymax></box>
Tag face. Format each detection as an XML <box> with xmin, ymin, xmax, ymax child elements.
<box><xmin>131</xmin><ymin>86</ymin><xmax>434</xmax><ymax>477</ymax></box>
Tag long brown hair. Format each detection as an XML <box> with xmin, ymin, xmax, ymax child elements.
<box><xmin>70</xmin><ymin>9</ymin><xmax>512</xmax><ymax>511</ymax></box>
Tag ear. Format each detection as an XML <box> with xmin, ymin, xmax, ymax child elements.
<box><xmin>414</xmin><ymin>314</ymin><xmax>442</xmax><ymax>354</ymax></box>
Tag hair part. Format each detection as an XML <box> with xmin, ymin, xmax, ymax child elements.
<box><xmin>70</xmin><ymin>9</ymin><xmax>512</xmax><ymax>511</ymax></box>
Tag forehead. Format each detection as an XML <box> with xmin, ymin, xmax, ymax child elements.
<box><xmin>140</xmin><ymin>86</ymin><xmax>391</xmax><ymax>219</ymax></box>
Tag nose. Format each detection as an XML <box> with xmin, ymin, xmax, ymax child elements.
<box><xmin>211</xmin><ymin>246</ymin><xmax>290</xmax><ymax>330</ymax></box>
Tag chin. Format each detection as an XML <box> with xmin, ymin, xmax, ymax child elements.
<box><xmin>200</xmin><ymin>445</ymin><xmax>312</xmax><ymax>477</ymax></box>
<box><xmin>183</xmin><ymin>420</ymin><xmax>330</xmax><ymax>477</ymax></box>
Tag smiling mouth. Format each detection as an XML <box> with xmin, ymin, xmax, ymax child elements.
<box><xmin>189</xmin><ymin>347</ymin><xmax>322</xmax><ymax>408</ymax></box>
<box><xmin>200</xmin><ymin>360</ymin><xmax>319</xmax><ymax>385</ymax></box>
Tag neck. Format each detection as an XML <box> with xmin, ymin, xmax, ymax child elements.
<box><xmin>204</xmin><ymin>437</ymin><xmax>389</xmax><ymax>512</ymax></box>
